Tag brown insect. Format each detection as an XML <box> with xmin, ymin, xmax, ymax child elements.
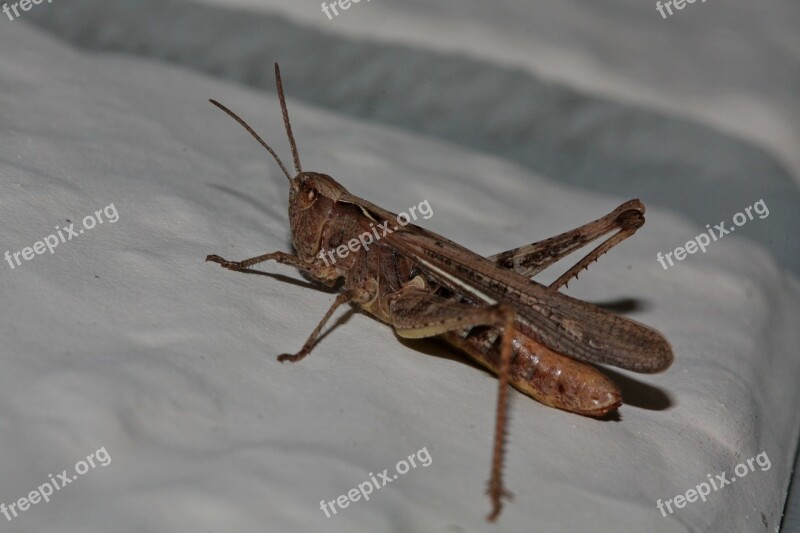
<box><xmin>206</xmin><ymin>64</ymin><xmax>674</xmax><ymax>521</ymax></box>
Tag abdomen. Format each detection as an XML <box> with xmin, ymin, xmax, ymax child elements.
<box><xmin>443</xmin><ymin>326</ymin><xmax>621</xmax><ymax>417</ymax></box>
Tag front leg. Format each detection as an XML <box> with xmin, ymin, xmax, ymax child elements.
<box><xmin>277</xmin><ymin>286</ymin><xmax>371</xmax><ymax>363</ymax></box>
<box><xmin>208</xmin><ymin>250</ymin><xmax>363</xmax><ymax>361</ymax></box>
<box><xmin>207</xmin><ymin>251</ymin><xmax>339</xmax><ymax>286</ymax></box>
<box><xmin>387</xmin><ymin>289</ymin><xmax>516</xmax><ymax>522</ymax></box>
<box><xmin>208</xmin><ymin>250</ymin><xmax>308</xmax><ymax>272</ymax></box>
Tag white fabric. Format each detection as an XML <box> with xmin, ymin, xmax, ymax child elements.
<box><xmin>1</xmin><ymin>4</ymin><xmax>798</xmax><ymax>532</ymax></box>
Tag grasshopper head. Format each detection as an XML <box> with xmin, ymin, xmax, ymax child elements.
<box><xmin>211</xmin><ymin>63</ymin><xmax>351</xmax><ymax>263</ymax></box>
<box><xmin>288</xmin><ymin>171</ymin><xmax>350</xmax><ymax>260</ymax></box>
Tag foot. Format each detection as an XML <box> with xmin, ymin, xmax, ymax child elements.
<box><xmin>206</xmin><ymin>254</ymin><xmax>242</xmax><ymax>270</ymax></box>
<box><xmin>277</xmin><ymin>351</ymin><xmax>307</xmax><ymax>363</ymax></box>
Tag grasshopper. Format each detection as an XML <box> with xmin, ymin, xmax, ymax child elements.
<box><xmin>206</xmin><ymin>64</ymin><xmax>674</xmax><ymax>521</ymax></box>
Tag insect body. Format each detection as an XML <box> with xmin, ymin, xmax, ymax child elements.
<box><xmin>207</xmin><ymin>64</ymin><xmax>673</xmax><ymax>521</ymax></box>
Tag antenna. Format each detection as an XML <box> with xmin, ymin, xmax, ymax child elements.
<box><xmin>208</xmin><ymin>99</ymin><xmax>292</xmax><ymax>182</ymax></box>
<box><xmin>274</xmin><ymin>63</ymin><xmax>303</xmax><ymax>175</ymax></box>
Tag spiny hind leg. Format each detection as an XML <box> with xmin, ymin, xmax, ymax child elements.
<box><xmin>387</xmin><ymin>289</ymin><xmax>516</xmax><ymax>521</ymax></box>
<box><xmin>488</xmin><ymin>199</ymin><xmax>645</xmax><ymax>289</ymax></box>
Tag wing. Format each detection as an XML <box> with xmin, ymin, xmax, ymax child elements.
<box><xmin>340</xmin><ymin>193</ymin><xmax>673</xmax><ymax>373</ymax></box>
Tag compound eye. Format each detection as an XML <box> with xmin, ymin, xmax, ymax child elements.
<box><xmin>299</xmin><ymin>187</ymin><xmax>319</xmax><ymax>209</ymax></box>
